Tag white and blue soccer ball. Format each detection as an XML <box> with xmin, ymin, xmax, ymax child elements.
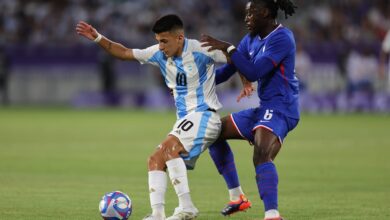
<box><xmin>99</xmin><ymin>191</ymin><xmax>132</xmax><ymax>220</ymax></box>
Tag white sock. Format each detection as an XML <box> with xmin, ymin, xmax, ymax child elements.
<box><xmin>166</xmin><ymin>158</ymin><xmax>194</xmax><ymax>209</ymax></box>
<box><xmin>151</xmin><ymin>204</ymin><xmax>165</xmax><ymax>218</ymax></box>
<box><xmin>265</xmin><ymin>209</ymin><xmax>280</xmax><ymax>218</ymax></box>
<box><xmin>228</xmin><ymin>186</ymin><xmax>244</xmax><ymax>201</ymax></box>
<box><xmin>148</xmin><ymin>170</ymin><xmax>167</xmax><ymax>218</ymax></box>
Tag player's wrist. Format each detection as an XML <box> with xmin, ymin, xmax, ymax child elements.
<box><xmin>226</xmin><ymin>45</ymin><xmax>236</xmax><ymax>56</ymax></box>
<box><xmin>94</xmin><ymin>32</ymin><xmax>102</xmax><ymax>43</ymax></box>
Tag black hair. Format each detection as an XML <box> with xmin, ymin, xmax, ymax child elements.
<box><xmin>152</xmin><ymin>14</ymin><xmax>184</xmax><ymax>34</ymax></box>
<box><xmin>250</xmin><ymin>0</ymin><xmax>297</xmax><ymax>19</ymax></box>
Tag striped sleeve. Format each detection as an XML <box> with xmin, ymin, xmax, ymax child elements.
<box><xmin>132</xmin><ymin>44</ymin><xmax>160</xmax><ymax>65</ymax></box>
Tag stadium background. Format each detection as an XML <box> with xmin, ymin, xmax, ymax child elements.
<box><xmin>1</xmin><ymin>0</ymin><xmax>390</xmax><ymax>111</ymax></box>
<box><xmin>0</xmin><ymin>0</ymin><xmax>389</xmax><ymax>220</ymax></box>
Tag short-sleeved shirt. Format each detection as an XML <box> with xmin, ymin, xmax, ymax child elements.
<box><xmin>133</xmin><ymin>38</ymin><xmax>227</xmax><ymax>119</ymax></box>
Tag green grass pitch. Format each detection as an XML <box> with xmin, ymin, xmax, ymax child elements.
<box><xmin>0</xmin><ymin>108</ymin><xmax>389</xmax><ymax>220</ymax></box>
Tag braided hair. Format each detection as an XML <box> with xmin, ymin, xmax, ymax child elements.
<box><xmin>250</xmin><ymin>0</ymin><xmax>297</xmax><ymax>19</ymax></box>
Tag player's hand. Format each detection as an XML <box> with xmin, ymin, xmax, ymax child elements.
<box><xmin>237</xmin><ymin>81</ymin><xmax>254</xmax><ymax>103</ymax></box>
<box><xmin>201</xmin><ymin>34</ymin><xmax>231</xmax><ymax>52</ymax></box>
<box><xmin>76</xmin><ymin>21</ymin><xmax>99</xmax><ymax>41</ymax></box>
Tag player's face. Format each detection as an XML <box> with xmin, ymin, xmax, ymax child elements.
<box><xmin>155</xmin><ymin>31</ymin><xmax>184</xmax><ymax>57</ymax></box>
<box><xmin>245</xmin><ymin>2</ymin><xmax>267</xmax><ymax>35</ymax></box>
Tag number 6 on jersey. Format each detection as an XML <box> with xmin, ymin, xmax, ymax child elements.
<box><xmin>263</xmin><ymin>109</ymin><xmax>273</xmax><ymax>120</ymax></box>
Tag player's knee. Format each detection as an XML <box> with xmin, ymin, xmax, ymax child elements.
<box><xmin>147</xmin><ymin>154</ymin><xmax>158</xmax><ymax>164</ymax></box>
<box><xmin>253</xmin><ymin>143</ymin><xmax>273</xmax><ymax>165</ymax></box>
<box><xmin>147</xmin><ymin>152</ymin><xmax>165</xmax><ymax>170</ymax></box>
<box><xmin>253</xmin><ymin>154</ymin><xmax>272</xmax><ymax>166</ymax></box>
<box><xmin>160</xmin><ymin>143</ymin><xmax>182</xmax><ymax>161</ymax></box>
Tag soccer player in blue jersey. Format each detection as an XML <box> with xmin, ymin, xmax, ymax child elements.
<box><xmin>76</xmin><ymin>14</ymin><xmax>252</xmax><ymax>220</ymax></box>
<box><xmin>202</xmin><ymin>0</ymin><xmax>298</xmax><ymax>219</ymax></box>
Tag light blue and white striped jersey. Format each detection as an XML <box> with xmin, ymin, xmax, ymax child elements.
<box><xmin>133</xmin><ymin>38</ymin><xmax>227</xmax><ymax>119</ymax></box>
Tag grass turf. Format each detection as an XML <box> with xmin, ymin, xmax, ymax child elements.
<box><xmin>0</xmin><ymin>108</ymin><xmax>389</xmax><ymax>219</ymax></box>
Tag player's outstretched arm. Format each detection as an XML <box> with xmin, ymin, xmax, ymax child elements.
<box><xmin>76</xmin><ymin>21</ymin><xmax>135</xmax><ymax>61</ymax></box>
<box><xmin>202</xmin><ymin>34</ymin><xmax>279</xmax><ymax>82</ymax></box>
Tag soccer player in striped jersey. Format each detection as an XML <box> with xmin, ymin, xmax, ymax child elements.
<box><xmin>202</xmin><ymin>0</ymin><xmax>299</xmax><ymax>219</ymax></box>
<box><xmin>76</xmin><ymin>14</ymin><xmax>251</xmax><ymax>220</ymax></box>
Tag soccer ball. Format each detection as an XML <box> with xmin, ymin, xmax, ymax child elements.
<box><xmin>99</xmin><ymin>191</ymin><xmax>132</xmax><ymax>220</ymax></box>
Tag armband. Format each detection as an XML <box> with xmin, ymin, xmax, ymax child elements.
<box><xmin>94</xmin><ymin>33</ymin><xmax>102</xmax><ymax>43</ymax></box>
<box><xmin>227</xmin><ymin>45</ymin><xmax>236</xmax><ymax>56</ymax></box>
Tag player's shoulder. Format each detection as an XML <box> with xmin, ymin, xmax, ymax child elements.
<box><xmin>133</xmin><ymin>44</ymin><xmax>161</xmax><ymax>61</ymax></box>
<box><xmin>267</xmin><ymin>25</ymin><xmax>295</xmax><ymax>46</ymax></box>
<box><xmin>240</xmin><ymin>33</ymin><xmax>252</xmax><ymax>43</ymax></box>
<box><xmin>238</xmin><ymin>33</ymin><xmax>257</xmax><ymax>49</ymax></box>
<box><xmin>186</xmin><ymin>38</ymin><xmax>218</xmax><ymax>56</ymax></box>
<box><xmin>273</xmin><ymin>26</ymin><xmax>294</xmax><ymax>40</ymax></box>
<box><xmin>146</xmin><ymin>44</ymin><xmax>160</xmax><ymax>52</ymax></box>
<box><xmin>186</xmin><ymin>38</ymin><xmax>203</xmax><ymax>52</ymax></box>
<box><xmin>134</xmin><ymin>44</ymin><xmax>161</xmax><ymax>55</ymax></box>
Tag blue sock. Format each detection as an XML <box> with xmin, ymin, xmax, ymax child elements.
<box><xmin>255</xmin><ymin>162</ymin><xmax>278</xmax><ymax>211</ymax></box>
<box><xmin>209</xmin><ymin>140</ymin><xmax>240</xmax><ymax>189</ymax></box>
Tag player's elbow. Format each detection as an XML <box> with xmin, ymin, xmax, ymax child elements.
<box><xmin>247</xmin><ymin>77</ymin><xmax>258</xmax><ymax>82</ymax></box>
<box><xmin>123</xmin><ymin>49</ymin><xmax>135</xmax><ymax>61</ymax></box>
<box><xmin>239</xmin><ymin>68</ymin><xmax>258</xmax><ymax>82</ymax></box>
<box><xmin>245</xmin><ymin>72</ymin><xmax>259</xmax><ymax>82</ymax></box>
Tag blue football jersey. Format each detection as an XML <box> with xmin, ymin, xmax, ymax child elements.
<box><xmin>237</xmin><ymin>25</ymin><xmax>299</xmax><ymax>119</ymax></box>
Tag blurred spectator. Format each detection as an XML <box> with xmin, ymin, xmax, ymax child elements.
<box><xmin>295</xmin><ymin>42</ymin><xmax>312</xmax><ymax>91</ymax></box>
<box><xmin>295</xmin><ymin>41</ymin><xmax>314</xmax><ymax>111</ymax></box>
<box><xmin>0</xmin><ymin>46</ymin><xmax>10</xmax><ymax>105</ymax></box>
<box><xmin>345</xmin><ymin>46</ymin><xmax>379</xmax><ymax>111</ymax></box>
<box><xmin>99</xmin><ymin>52</ymin><xmax>119</xmax><ymax>106</ymax></box>
<box><xmin>380</xmin><ymin>29</ymin><xmax>390</xmax><ymax>92</ymax></box>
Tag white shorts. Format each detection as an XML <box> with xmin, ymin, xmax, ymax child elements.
<box><xmin>169</xmin><ymin>111</ymin><xmax>221</xmax><ymax>169</ymax></box>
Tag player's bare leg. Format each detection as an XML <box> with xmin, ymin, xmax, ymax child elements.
<box><xmin>144</xmin><ymin>135</ymin><xmax>198</xmax><ymax>220</ymax></box>
<box><xmin>253</xmin><ymin>127</ymin><xmax>283</xmax><ymax>220</ymax></box>
<box><xmin>209</xmin><ymin>116</ymin><xmax>252</xmax><ymax>216</ymax></box>
<box><xmin>219</xmin><ymin>116</ymin><xmax>244</xmax><ymax>140</ymax></box>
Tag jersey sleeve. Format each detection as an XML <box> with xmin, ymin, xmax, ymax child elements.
<box><xmin>263</xmin><ymin>31</ymin><xmax>294</xmax><ymax>65</ymax></box>
<box><xmin>132</xmin><ymin>44</ymin><xmax>160</xmax><ymax>65</ymax></box>
<box><xmin>237</xmin><ymin>34</ymin><xmax>250</xmax><ymax>59</ymax></box>
<box><xmin>382</xmin><ymin>30</ymin><xmax>390</xmax><ymax>53</ymax></box>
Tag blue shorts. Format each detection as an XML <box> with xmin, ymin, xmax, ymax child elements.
<box><xmin>231</xmin><ymin>107</ymin><xmax>299</xmax><ymax>144</ymax></box>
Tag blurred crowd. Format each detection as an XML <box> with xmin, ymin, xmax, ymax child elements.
<box><xmin>1</xmin><ymin>0</ymin><xmax>390</xmax><ymax>111</ymax></box>
<box><xmin>0</xmin><ymin>0</ymin><xmax>388</xmax><ymax>45</ymax></box>
<box><xmin>1</xmin><ymin>0</ymin><xmax>388</xmax><ymax>45</ymax></box>
<box><xmin>0</xmin><ymin>0</ymin><xmax>243</xmax><ymax>47</ymax></box>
